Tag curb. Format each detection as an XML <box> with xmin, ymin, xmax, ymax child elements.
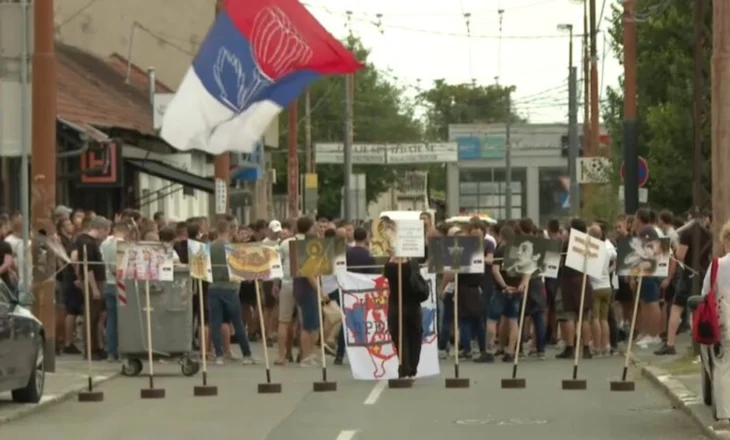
<box><xmin>629</xmin><ymin>353</ymin><xmax>729</xmax><ymax>440</ymax></box>
<box><xmin>0</xmin><ymin>372</ymin><xmax>120</xmax><ymax>426</ymax></box>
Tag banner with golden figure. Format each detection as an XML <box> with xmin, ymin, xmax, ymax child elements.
<box><xmin>225</xmin><ymin>243</ymin><xmax>283</xmax><ymax>281</ymax></box>
<box><xmin>289</xmin><ymin>237</ymin><xmax>347</xmax><ymax>278</ymax></box>
<box><xmin>187</xmin><ymin>239</ymin><xmax>213</xmax><ymax>282</ymax></box>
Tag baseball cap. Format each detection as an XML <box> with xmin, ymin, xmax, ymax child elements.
<box><xmin>269</xmin><ymin>220</ymin><xmax>282</xmax><ymax>233</ymax></box>
<box><xmin>55</xmin><ymin>205</ymin><xmax>73</xmax><ymax>217</ymax></box>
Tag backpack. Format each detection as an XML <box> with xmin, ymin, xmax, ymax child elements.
<box><xmin>408</xmin><ymin>259</ymin><xmax>430</xmax><ymax>302</ymax></box>
<box><xmin>692</xmin><ymin>257</ymin><xmax>721</xmax><ymax>345</ymax></box>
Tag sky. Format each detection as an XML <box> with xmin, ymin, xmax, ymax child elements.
<box><xmin>303</xmin><ymin>0</ymin><xmax>621</xmax><ymax>124</ymax></box>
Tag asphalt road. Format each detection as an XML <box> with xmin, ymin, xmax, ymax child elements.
<box><xmin>0</xmin><ymin>345</ymin><xmax>710</xmax><ymax>440</ymax></box>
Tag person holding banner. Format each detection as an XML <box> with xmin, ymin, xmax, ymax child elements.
<box><xmin>384</xmin><ymin>256</ymin><xmax>424</xmax><ymax>379</ymax></box>
<box><xmin>208</xmin><ymin>219</ymin><xmax>256</xmax><ymax>365</ymax></box>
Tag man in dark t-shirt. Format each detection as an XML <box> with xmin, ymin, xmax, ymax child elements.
<box><xmin>70</xmin><ymin>217</ymin><xmax>108</xmax><ymax>359</ymax></box>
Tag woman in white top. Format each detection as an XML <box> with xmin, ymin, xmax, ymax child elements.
<box><xmin>702</xmin><ymin>221</ymin><xmax>730</xmax><ymax>430</ymax></box>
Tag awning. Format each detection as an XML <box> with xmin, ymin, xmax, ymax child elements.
<box><xmin>127</xmin><ymin>159</ymin><xmax>215</xmax><ymax>193</ymax></box>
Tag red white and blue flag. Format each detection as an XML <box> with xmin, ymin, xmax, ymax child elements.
<box><xmin>161</xmin><ymin>0</ymin><xmax>363</xmax><ymax>154</ymax></box>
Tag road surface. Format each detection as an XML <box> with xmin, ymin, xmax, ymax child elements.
<box><xmin>0</xmin><ymin>345</ymin><xmax>710</xmax><ymax>440</ymax></box>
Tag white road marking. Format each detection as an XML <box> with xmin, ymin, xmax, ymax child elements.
<box><xmin>363</xmin><ymin>381</ymin><xmax>387</xmax><ymax>405</ymax></box>
<box><xmin>336</xmin><ymin>430</ymin><xmax>357</xmax><ymax>440</ymax></box>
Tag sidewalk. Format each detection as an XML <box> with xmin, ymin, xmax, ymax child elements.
<box><xmin>0</xmin><ymin>356</ymin><xmax>120</xmax><ymax>426</ymax></box>
<box><xmin>629</xmin><ymin>333</ymin><xmax>728</xmax><ymax>439</ymax></box>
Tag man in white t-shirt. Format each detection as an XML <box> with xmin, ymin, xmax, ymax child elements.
<box><xmin>275</xmin><ymin>228</ymin><xmax>297</xmax><ymax>365</ymax></box>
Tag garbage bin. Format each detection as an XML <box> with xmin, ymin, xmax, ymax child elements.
<box><xmin>118</xmin><ymin>267</ymin><xmax>199</xmax><ymax>377</ymax></box>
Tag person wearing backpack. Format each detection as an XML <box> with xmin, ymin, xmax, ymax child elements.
<box><xmin>695</xmin><ymin>220</ymin><xmax>730</xmax><ymax>431</ymax></box>
<box><xmin>383</xmin><ymin>253</ymin><xmax>428</xmax><ymax>379</ymax></box>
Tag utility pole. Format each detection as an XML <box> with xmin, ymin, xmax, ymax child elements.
<box><xmin>505</xmin><ymin>90</ymin><xmax>513</xmax><ymax>220</ymax></box>
<box><xmin>568</xmin><ymin>67</ymin><xmax>580</xmax><ymax>216</ymax></box>
<box><xmin>20</xmin><ymin>0</ymin><xmax>30</xmax><ymax>307</ymax></box>
<box><xmin>588</xmin><ymin>0</ymin><xmax>600</xmax><ymax>157</ymax></box>
<box><xmin>31</xmin><ymin>0</ymin><xmax>57</xmax><ymax>371</ymax></box>
<box><xmin>582</xmin><ymin>0</ymin><xmax>590</xmax><ymax>168</ymax></box>
<box><xmin>304</xmin><ymin>88</ymin><xmax>313</xmax><ymax>173</ymax></box>
<box><xmin>711</xmin><ymin>0</ymin><xmax>730</xmax><ymax>248</ymax></box>
<box><xmin>692</xmin><ymin>0</ymin><xmax>709</xmax><ymax>298</ymax></box>
<box><xmin>343</xmin><ymin>74</ymin><xmax>354</xmax><ymax>221</ymax></box>
<box><xmin>623</xmin><ymin>0</ymin><xmax>640</xmax><ymax>214</ymax></box>
<box><xmin>214</xmin><ymin>0</ymin><xmax>230</xmax><ymax>214</ymax></box>
<box><xmin>287</xmin><ymin>101</ymin><xmax>299</xmax><ymax>218</ymax></box>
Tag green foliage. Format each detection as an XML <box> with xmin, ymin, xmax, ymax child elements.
<box><xmin>417</xmin><ymin>80</ymin><xmax>517</xmax><ymax>141</ymax></box>
<box><xmin>273</xmin><ymin>35</ymin><xmax>423</xmax><ymax>218</ymax></box>
<box><xmin>602</xmin><ymin>2</ymin><xmax>711</xmax><ymax>214</ymax></box>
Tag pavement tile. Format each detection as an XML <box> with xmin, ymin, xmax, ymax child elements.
<box><xmin>630</xmin><ymin>334</ymin><xmax>730</xmax><ymax>440</ymax></box>
<box><xmin>0</xmin><ymin>356</ymin><xmax>121</xmax><ymax>426</ymax></box>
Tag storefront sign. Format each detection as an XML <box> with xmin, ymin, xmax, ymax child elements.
<box><xmin>79</xmin><ymin>141</ymin><xmax>122</xmax><ymax>187</ymax></box>
<box><xmin>386</xmin><ymin>142</ymin><xmax>457</xmax><ymax>164</ymax></box>
<box><xmin>315</xmin><ymin>142</ymin><xmax>457</xmax><ymax>164</ymax></box>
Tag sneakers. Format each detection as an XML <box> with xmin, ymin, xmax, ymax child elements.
<box><xmin>241</xmin><ymin>356</ymin><xmax>257</xmax><ymax>365</ymax></box>
<box><xmin>654</xmin><ymin>344</ymin><xmax>677</xmax><ymax>356</ymax></box>
<box><xmin>473</xmin><ymin>352</ymin><xmax>495</xmax><ymax>363</ymax></box>
<box><xmin>214</xmin><ymin>357</ymin><xmax>224</xmax><ymax>366</ymax></box>
<box><xmin>300</xmin><ymin>355</ymin><xmax>319</xmax><ymax>367</ymax></box>
<box><xmin>636</xmin><ymin>335</ymin><xmax>662</xmax><ymax>348</ymax></box>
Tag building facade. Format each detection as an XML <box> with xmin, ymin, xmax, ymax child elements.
<box><xmin>446</xmin><ymin>123</ymin><xmax>607</xmax><ymax>225</ymax></box>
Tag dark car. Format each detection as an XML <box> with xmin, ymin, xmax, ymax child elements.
<box><xmin>0</xmin><ymin>282</ymin><xmax>45</xmax><ymax>403</ymax></box>
<box><xmin>688</xmin><ymin>295</ymin><xmax>717</xmax><ymax>418</ymax></box>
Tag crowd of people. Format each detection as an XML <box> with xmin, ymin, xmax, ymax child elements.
<box><xmin>5</xmin><ymin>204</ymin><xmax>707</xmax><ymax>380</ymax></box>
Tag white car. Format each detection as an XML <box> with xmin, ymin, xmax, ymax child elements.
<box><xmin>688</xmin><ymin>295</ymin><xmax>717</xmax><ymax>418</ymax></box>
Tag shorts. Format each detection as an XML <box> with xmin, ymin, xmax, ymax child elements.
<box><xmin>65</xmin><ymin>287</ymin><xmax>83</xmax><ymax>316</ymax></box>
<box><xmin>278</xmin><ymin>282</ymin><xmax>296</xmax><ymax>323</ymax></box>
<box><xmin>487</xmin><ymin>289</ymin><xmax>521</xmax><ymax>321</ymax></box>
<box><xmin>591</xmin><ymin>288</ymin><xmax>612</xmax><ymax>320</ymax></box>
<box><xmin>639</xmin><ymin>277</ymin><xmax>661</xmax><ymax>304</ymax></box>
<box><xmin>262</xmin><ymin>280</ymin><xmax>277</xmax><ymax>309</ymax></box>
<box><xmin>672</xmin><ymin>275</ymin><xmax>691</xmax><ymax>308</ymax></box>
<box><xmin>295</xmin><ymin>291</ymin><xmax>320</xmax><ymax>332</ymax></box>
<box><xmin>559</xmin><ymin>310</ymin><xmax>593</xmax><ymax>322</ymax></box>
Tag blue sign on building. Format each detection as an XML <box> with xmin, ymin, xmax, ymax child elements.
<box><xmin>231</xmin><ymin>142</ymin><xmax>263</xmax><ymax>182</ymax></box>
<box><xmin>456</xmin><ymin>134</ymin><xmax>506</xmax><ymax>160</ymax></box>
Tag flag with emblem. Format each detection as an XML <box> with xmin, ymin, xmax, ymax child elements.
<box><xmin>161</xmin><ymin>0</ymin><xmax>363</xmax><ymax>154</ymax></box>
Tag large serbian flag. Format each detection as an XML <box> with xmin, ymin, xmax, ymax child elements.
<box><xmin>161</xmin><ymin>0</ymin><xmax>363</xmax><ymax>154</ymax></box>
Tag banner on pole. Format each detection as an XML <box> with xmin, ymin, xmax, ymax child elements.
<box><xmin>338</xmin><ymin>268</ymin><xmax>439</xmax><ymax>380</ymax></box>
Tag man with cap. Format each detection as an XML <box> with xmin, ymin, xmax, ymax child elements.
<box><xmin>55</xmin><ymin>205</ymin><xmax>73</xmax><ymax>220</ymax></box>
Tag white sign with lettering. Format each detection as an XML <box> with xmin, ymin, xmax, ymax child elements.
<box><xmin>395</xmin><ymin>219</ymin><xmax>425</xmax><ymax>258</ymax></box>
<box><xmin>386</xmin><ymin>142</ymin><xmax>457</xmax><ymax>164</ymax></box>
<box><xmin>315</xmin><ymin>143</ymin><xmax>386</xmax><ymax>164</ymax></box>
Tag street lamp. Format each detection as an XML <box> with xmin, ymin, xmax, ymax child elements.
<box><xmin>557</xmin><ymin>23</ymin><xmax>574</xmax><ymax>68</ymax></box>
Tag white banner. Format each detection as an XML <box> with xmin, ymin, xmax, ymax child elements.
<box><xmin>337</xmin><ymin>268</ymin><xmax>439</xmax><ymax>380</ymax></box>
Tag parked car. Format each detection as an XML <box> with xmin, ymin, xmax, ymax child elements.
<box><xmin>0</xmin><ymin>281</ymin><xmax>45</xmax><ymax>403</ymax></box>
<box><xmin>688</xmin><ymin>295</ymin><xmax>717</xmax><ymax>418</ymax></box>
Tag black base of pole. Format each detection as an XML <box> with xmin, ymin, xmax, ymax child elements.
<box><xmin>445</xmin><ymin>377</ymin><xmax>470</xmax><ymax>389</ymax></box>
<box><xmin>258</xmin><ymin>383</ymin><xmax>282</xmax><ymax>394</ymax></box>
<box><xmin>610</xmin><ymin>380</ymin><xmax>635</xmax><ymax>392</ymax></box>
<box><xmin>140</xmin><ymin>388</ymin><xmax>166</xmax><ymax>399</ymax></box>
<box><xmin>193</xmin><ymin>385</ymin><xmax>218</xmax><ymax>396</ymax></box>
<box><xmin>388</xmin><ymin>378</ymin><xmax>413</xmax><ymax>389</ymax></box>
<box><xmin>313</xmin><ymin>381</ymin><xmax>337</xmax><ymax>392</ymax></box>
<box><xmin>78</xmin><ymin>390</ymin><xmax>104</xmax><ymax>402</ymax></box>
<box><xmin>501</xmin><ymin>378</ymin><xmax>526</xmax><ymax>389</ymax></box>
<box><xmin>562</xmin><ymin>379</ymin><xmax>587</xmax><ymax>390</ymax></box>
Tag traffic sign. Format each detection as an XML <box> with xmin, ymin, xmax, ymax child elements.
<box><xmin>620</xmin><ymin>156</ymin><xmax>649</xmax><ymax>187</ymax></box>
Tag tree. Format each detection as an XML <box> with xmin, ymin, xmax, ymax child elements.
<box><xmin>418</xmin><ymin>80</ymin><xmax>516</xmax><ymax>141</ymax></box>
<box><xmin>273</xmin><ymin>35</ymin><xmax>423</xmax><ymax>218</ymax></box>
<box><xmin>602</xmin><ymin>2</ymin><xmax>711</xmax><ymax>214</ymax></box>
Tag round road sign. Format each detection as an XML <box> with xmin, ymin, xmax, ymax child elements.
<box><xmin>620</xmin><ymin>156</ymin><xmax>649</xmax><ymax>187</ymax></box>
